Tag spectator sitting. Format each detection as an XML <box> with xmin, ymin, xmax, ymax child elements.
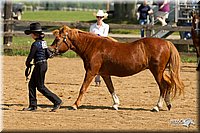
<box><xmin>156</xmin><ymin>0</ymin><xmax>170</xmax><ymax>26</ymax></box>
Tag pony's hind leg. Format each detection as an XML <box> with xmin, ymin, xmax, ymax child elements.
<box><xmin>163</xmin><ymin>73</ymin><xmax>172</xmax><ymax>110</ymax></box>
<box><xmin>101</xmin><ymin>75</ymin><xmax>120</xmax><ymax>110</ymax></box>
<box><xmin>151</xmin><ymin>94</ymin><xmax>165</xmax><ymax>112</ymax></box>
<box><xmin>150</xmin><ymin>65</ymin><xmax>168</xmax><ymax>112</ymax></box>
<box><xmin>164</xmin><ymin>90</ymin><xmax>172</xmax><ymax>110</ymax></box>
<box><xmin>151</xmin><ymin>72</ymin><xmax>172</xmax><ymax>112</ymax></box>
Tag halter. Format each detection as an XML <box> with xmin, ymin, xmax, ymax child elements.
<box><xmin>54</xmin><ymin>33</ymin><xmax>70</xmax><ymax>54</ymax></box>
<box><xmin>194</xmin><ymin>18</ymin><xmax>200</xmax><ymax>35</ymax></box>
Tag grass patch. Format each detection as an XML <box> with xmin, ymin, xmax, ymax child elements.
<box><xmin>57</xmin><ymin>51</ymin><xmax>78</xmax><ymax>58</ymax></box>
<box><xmin>22</xmin><ymin>10</ymin><xmax>138</xmax><ymax>24</ymax></box>
<box><xmin>110</xmin><ymin>29</ymin><xmax>140</xmax><ymax>34</ymax></box>
<box><xmin>12</xmin><ymin>36</ymin><xmax>53</xmax><ymax>46</ymax></box>
<box><xmin>180</xmin><ymin>53</ymin><xmax>197</xmax><ymax>63</ymax></box>
<box><xmin>22</xmin><ymin>10</ymin><xmax>96</xmax><ymax>22</ymax></box>
<box><xmin>3</xmin><ymin>47</ymin><xmax>78</xmax><ymax>58</ymax></box>
<box><xmin>4</xmin><ymin>36</ymin><xmax>78</xmax><ymax>58</ymax></box>
<box><xmin>4</xmin><ymin>49</ymin><xmax>30</xmax><ymax>56</ymax></box>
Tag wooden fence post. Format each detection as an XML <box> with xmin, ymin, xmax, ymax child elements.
<box><xmin>4</xmin><ymin>1</ymin><xmax>13</xmax><ymax>47</ymax></box>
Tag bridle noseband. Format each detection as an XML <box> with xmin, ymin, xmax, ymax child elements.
<box><xmin>54</xmin><ymin>33</ymin><xmax>70</xmax><ymax>54</ymax></box>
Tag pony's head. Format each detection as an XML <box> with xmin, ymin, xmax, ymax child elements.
<box><xmin>191</xmin><ymin>11</ymin><xmax>200</xmax><ymax>26</ymax></box>
<box><xmin>49</xmin><ymin>25</ymin><xmax>76</xmax><ymax>55</ymax></box>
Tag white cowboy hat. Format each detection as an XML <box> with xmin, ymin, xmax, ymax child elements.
<box><xmin>94</xmin><ymin>10</ymin><xmax>108</xmax><ymax>18</ymax></box>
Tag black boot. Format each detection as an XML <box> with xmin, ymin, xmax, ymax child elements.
<box><xmin>50</xmin><ymin>101</ymin><xmax>63</xmax><ymax>112</ymax></box>
<box><xmin>23</xmin><ymin>106</ymin><xmax>37</xmax><ymax>111</ymax></box>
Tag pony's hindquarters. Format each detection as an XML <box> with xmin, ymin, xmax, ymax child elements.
<box><xmin>167</xmin><ymin>41</ymin><xmax>185</xmax><ymax>98</ymax></box>
<box><xmin>152</xmin><ymin>41</ymin><xmax>184</xmax><ymax>112</ymax></box>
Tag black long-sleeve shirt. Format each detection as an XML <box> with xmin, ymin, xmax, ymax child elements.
<box><xmin>137</xmin><ymin>4</ymin><xmax>151</xmax><ymax>20</ymax></box>
<box><xmin>26</xmin><ymin>40</ymin><xmax>49</xmax><ymax>67</ymax></box>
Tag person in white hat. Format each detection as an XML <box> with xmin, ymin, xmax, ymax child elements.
<box><xmin>90</xmin><ymin>10</ymin><xmax>109</xmax><ymax>37</ymax></box>
<box><xmin>89</xmin><ymin>9</ymin><xmax>109</xmax><ymax>86</ymax></box>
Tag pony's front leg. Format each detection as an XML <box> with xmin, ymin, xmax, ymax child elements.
<box><xmin>71</xmin><ymin>72</ymin><xmax>95</xmax><ymax>110</ymax></box>
<box><xmin>102</xmin><ymin>76</ymin><xmax>120</xmax><ymax>110</ymax></box>
<box><xmin>112</xmin><ymin>93</ymin><xmax>120</xmax><ymax>110</ymax></box>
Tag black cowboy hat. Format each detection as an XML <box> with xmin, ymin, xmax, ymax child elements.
<box><xmin>24</xmin><ymin>22</ymin><xmax>44</xmax><ymax>35</ymax></box>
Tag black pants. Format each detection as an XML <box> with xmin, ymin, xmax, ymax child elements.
<box><xmin>28</xmin><ymin>61</ymin><xmax>61</xmax><ymax>107</ymax></box>
<box><xmin>95</xmin><ymin>75</ymin><xmax>101</xmax><ymax>83</ymax></box>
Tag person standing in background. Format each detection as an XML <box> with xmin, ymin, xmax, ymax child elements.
<box><xmin>136</xmin><ymin>0</ymin><xmax>154</xmax><ymax>37</ymax></box>
<box><xmin>90</xmin><ymin>10</ymin><xmax>109</xmax><ymax>87</ymax></box>
<box><xmin>90</xmin><ymin>10</ymin><xmax>109</xmax><ymax>37</ymax></box>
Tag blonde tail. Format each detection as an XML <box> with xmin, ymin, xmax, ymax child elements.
<box><xmin>167</xmin><ymin>41</ymin><xmax>185</xmax><ymax>98</ymax></box>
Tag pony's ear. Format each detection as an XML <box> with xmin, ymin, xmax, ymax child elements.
<box><xmin>59</xmin><ymin>25</ymin><xmax>71</xmax><ymax>36</ymax></box>
<box><xmin>62</xmin><ymin>25</ymin><xmax>71</xmax><ymax>33</ymax></box>
<box><xmin>52</xmin><ymin>30</ymin><xmax>59</xmax><ymax>37</ymax></box>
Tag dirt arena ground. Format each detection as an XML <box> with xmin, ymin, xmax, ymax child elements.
<box><xmin>2</xmin><ymin>56</ymin><xmax>199</xmax><ymax>132</ymax></box>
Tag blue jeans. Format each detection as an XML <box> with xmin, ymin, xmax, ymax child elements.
<box><xmin>139</xmin><ymin>19</ymin><xmax>147</xmax><ymax>37</ymax></box>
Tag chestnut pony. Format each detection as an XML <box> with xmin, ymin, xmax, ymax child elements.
<box><xmin>50</xmin><ymin>25</ymin><xmax>184</xmax><ymax>112</ymax></box>
<box><xmin>191</xmin><ymin>11</ymin><xmax>200</xmax><ymax>71</ymax></box>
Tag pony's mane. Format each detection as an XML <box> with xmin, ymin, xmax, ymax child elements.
<box><xmin>76</xmin><ymin>29</ymin><xmax>118</xmax><ymax>42</ymax></box>
<box><xmin>54</xmin><ymin>25</ymin><xmax>118</xmax><ymax>42</ymax></box>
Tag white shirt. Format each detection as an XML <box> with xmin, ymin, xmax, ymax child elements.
<box><xmin>89</xmin><ymin>22</ymin><xmax>109</xmax><ymax>37</ymax></box>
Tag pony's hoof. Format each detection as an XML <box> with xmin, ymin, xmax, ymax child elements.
<box><xmin>167</xmin><ymin>104</ymin><xmax>172</xmax><ymax>110</ymax></box>
<box><xmin>113</xmin><ymin>104</ymin><xmax>119</xmax><ymax>110</ymax></box>
<box><xmin>151</xmin><ymin>106</ymin><xmax>159</xmax><ymax>112</ymax></box>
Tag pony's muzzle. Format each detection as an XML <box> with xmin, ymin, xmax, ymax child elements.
<box><xmin>48</xmin><ymin>47</ymin><xmax>60</xmax><ymax>56</ymax></box>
